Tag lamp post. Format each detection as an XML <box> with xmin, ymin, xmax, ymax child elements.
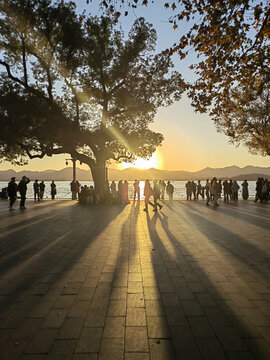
<box><xmin>66</xmin><ymin>158</ymin><xmax>77</xmax><ymax>200</ymax></box>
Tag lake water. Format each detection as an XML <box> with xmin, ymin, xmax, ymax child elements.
<box><xmin>0</xmin><ymin>180</ymin><xmax>257</xmax><ymax>200</ymax></box>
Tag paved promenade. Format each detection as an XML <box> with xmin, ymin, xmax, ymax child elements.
<box><xmin>0</xmin><ymin>198</ymin><xmax>270</xmax><ymax>360</ymax></box>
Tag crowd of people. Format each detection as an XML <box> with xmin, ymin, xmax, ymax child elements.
<box><xmin>78</xmin><ymin>179</ymin><xmax>175</xmax><ymax>212</ymax></box>
<box><xmin>2</xmin><ymin>176</ymin><xmax>269</xmax><ymax>211</ymax></box>
<box><xmin>185</xmin><ymin>177</ymin><xmax>269</xmax><ymax>207</ymax></box>
<box><xmin>5</xmin><ymin>176</ymin><xmax>57</xmax><ymax>210</ymax></box>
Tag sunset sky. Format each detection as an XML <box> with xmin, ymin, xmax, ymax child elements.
<box><xmin>1</xmin><ymin>1</ymin><xmax>269</xmax><ymax>172</ymax></box>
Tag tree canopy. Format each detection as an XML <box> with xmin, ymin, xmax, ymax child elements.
<box><xmin>215</xmin><ymin>90</ymin><xmax>270</xmax><ymax>156</ymax></box>
<box><xmin>0</xmin><ymin>0</ymin><xmax>185</xmax><ymax>188</ymax></box>
<box><xmin>99</xmin><ymin>0</ymin><xmax>270</xmax><ymax>156</ymax></box>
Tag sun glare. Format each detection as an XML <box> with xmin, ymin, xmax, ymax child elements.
<box><xmin>122</xmin><ymin>153</ymin><xmax>159</xmax><ymax>169</ymax></box>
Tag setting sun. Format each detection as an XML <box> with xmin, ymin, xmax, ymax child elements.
<box><xmin>122</xmin><ymin>153</ymin><xmax>159</xmax><ymax>169</ymax></box>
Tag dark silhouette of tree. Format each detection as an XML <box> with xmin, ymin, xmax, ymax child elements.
<box><xmin>99</xmin><ymin>0</ymin><xmax>270</xmax><ymax>155</ymax></box>
<box><xmin>0</xmin><ymin>0</ymin><xmax>185</xmax><ymax>191</ymax></box>
<box><xmin>214</xmin><ymin>91</ymin><xmax>270</xmax><ymax>156</ymax></box>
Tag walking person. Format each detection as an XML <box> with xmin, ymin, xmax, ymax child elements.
<box><xmin>241</xmin><ymin>180</ymin><xmax>249</xmax><ymax>200</ymax></box>
<box><xmin>110</xmin><ymin>180</ymin><xmax>117</xmax><ymax>198</ymax></box>
<box><xmin>255</xmin><ymin>178</ymin><xmax>263</xmax><ymax>203</ymax></box>
<box><xmin>143</xmin><ymin>180</ymin><xmax>155</xmax><ymax>212</ymax></box>
<box><xmin>231</xmin><ymin>181</ymin><xmax>240</xmax><ymax>201</ymax></box>
<box><xmin>228</xmin><ymin>180</ymin><xmax>233</xmax><ymax>200</ymax></box>
<box><xmin>122</xmin><ymin>180</ymin><xmax>130</xmax><ymax>204</ymax></box>
<box><xmin>50</xmin><ymin>181</ymin><xmax>57</xmax><ymax>200</ymax></box>
<box><xmin>218</xmin><ymin>180</ymin><xmax>222</xmax><ymax>198</ymax></box>
<box><xmin>33</xmin><ymin>179</ymin><xmax>40</xmax><ymax>202</ymax></box>
<box><xmin>223</xmin><ymin>180</ymin><xmax>229</xmax><ymax>203</ymax></box>
<box><xmin>7</xmin><ymin>177</ymin><xmax>17</xmax><ymax>211</ymax></box>
<box><xmin>133</xmin><ymin>180</ymin><xmax>140</xmax><ymax>201</ymax></box>
<box><xmin>205</xmin><ymin>179</ymin><xmax>210</xmax><ymax>201</ymax></box>
<box><xmin>185</xmin><ymin>181</ymin><xmax>192</xmax><ymax>200</ymax></box>
<box><xmin>191</xmin><ymin>181</ymin><xmax>197</xmax><ymax>200</ymax></box>
<box><xmin>153</xmin><ymin>179</ymin><xmax>162</xmax><ymax>212</ymax></box>
<box><xmin>166</xmin><ymin>181</ymin><xmax>174</xmax><ymax>204</ymax></box>
<box><xmin>39</xmin><ymin>181</ymin><xmax>45</xmax><ymax>199</ymax></box>
<box><xmin>17</xmin><ymin>176</ymin><xmax>30</xmax><ymax>209</ymax></box>
<box><xmin>160</xmin><ymin>180</ymin><xmax>166</xmax><ymax>200</ymax></box>
<box><xmin>206</xmin><ymin>179</ymin><xmax>214</xmax><ymax>206</ymax></box>
<box><xmin>196</xmin><ymin>180</ymin><xmax>202</xmax><ymax>199</ymax></box>
<box><xmin>75</xmin><ymin>181</ymin><xmax>81</xmax><ymax>199</ymax></box>
<box><xmin>212</xmin><ymin>177</ymin><xmax>219</xmax><ymax>206</ymax></box>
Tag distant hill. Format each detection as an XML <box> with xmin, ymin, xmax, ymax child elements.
<box><xmin>0</xmin><ymin>165</ymin><xmax>269</xmax><ymax>182</ymax></box>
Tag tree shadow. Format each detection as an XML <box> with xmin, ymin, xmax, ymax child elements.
<box><xmin>143</xmin><ymin>206</ymin><xmax>269</xmax><ymax>359</ymax></box>
<box><xmin>178</xmin><ymin>206</ymin><xmax>270</xmax><ymax>282</ymax></box>
<box><xmin>0</xmin><ymin>204</ymin><xmax>124</xmax><ymax>316</ymax></box>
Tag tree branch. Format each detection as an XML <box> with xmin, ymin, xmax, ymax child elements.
<box><xmin>108</xmin><ymin>79</ymin><xmax>125</xmax><ymax>96</ymax></box>
<box><xmin>17</xmin><ymin>142</ymin><xmax>66</xmax><ymax>159</ymax></box>
<box><xmin>69</xmin><ymin>149</ymin><xmax>96</xmax><ymax>168</ymax></box>
<box><xmin>241</xmin><ymin>7</ymin><xmax>270</xmax><ymax>58</ymax></box>
<box><xmin>21</xmin><ymin>35</ymin><xmax>28</xmax><ymax>86</ymax></box>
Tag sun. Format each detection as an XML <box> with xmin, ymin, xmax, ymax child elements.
<box><xmin>122</xmin><ymin>153</ymin><xmax>159</xmax><ymax>169</ymax></box>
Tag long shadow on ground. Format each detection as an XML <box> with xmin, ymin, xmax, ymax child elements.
<box><xmin>144</xmin><ymin>205</ymin><xmax>270</xmax><ymax>359</ymax></box>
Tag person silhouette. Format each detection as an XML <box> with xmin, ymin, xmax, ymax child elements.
<box><xmin>39</xmin><ymin>181</ymin><xmax>45</xmax><ymax>199</ymax></box>
<box><xmin>143</xmin><ymin>180</ymin><xmax>155</xmax><ymax>212</ymax></box>
<box><xmin>18</xmin><ymin>176</ymin><xmax>30</xmax><ymax>209</ymax></box>
<box><xmin>231</xmin><ymin>181</ymin><xmax>240</xmax><ymax>201</ymax></box>
<box><xmin>223</xmin><ymin>180</ymin><xmax>229</xmax><ymax>203</ymax></box>
<box><xmin>7</xmin><ymin>177</ymin><xmax>17</xmax><ymax>210</ymax></box>
<box><xmin>50</xmin><ymin>181</ymin><xmax>57</xmax><ymax>200</ymax></box>
<box><xmin>122</xmin><ymin>180</ymin><xmax>130</xmax><ymax>204</ymax></box>
<box><xmin>166</xmin><ymin>181</ymin><xmax>174</xmax><ymax>203</ymax></box>
<box><xmin>241</xmin><ymin>180</ymin><xmax>249</xmax><ymax>200</ymax></box>
<box><xmin>133</xmin><ymin>180</ymin><xmax>140</xmax><ymax>201</ymax></box>
<box><xmin>33</xmin><ymin>179</ymin><xmax>40</xmax><ymax>202</ymax></box>
<box><xmin>153</xmin><ymin>179</ymin><xmax>162</xmax><ymax>212</ymax></box>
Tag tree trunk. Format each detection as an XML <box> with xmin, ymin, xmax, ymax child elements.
<box><xmin>90</xmin><ymin>162</ymin><xmax>106</xmax><ymax>194</ymax></box>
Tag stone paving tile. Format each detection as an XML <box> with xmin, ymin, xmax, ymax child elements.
<box><xmin>124</xmin><ymin>353</ymin><xmax>150</xmax><ymax>360</ymax></box>
<box><xmin>111</xmin><ymin>287</ymin><xmax>128</xmax><ymax>300</ymax></box>
<box><xmin>196</xmin><ymin>337</ymin><xmax>227</xmax><ymax>360</ymax></box>
<box><xmin>72</xmin><ymin>354</ymin><xmax>97</xmax><ymax>360</ymax></box>
<box><xmin>41</xmin><ymin>309</ymin><xmax>68</xmax><ymax>328</ymax></box>
<box><xmin>24</xmin><ymin>328</ymin><xmax>58</xmax><ymax>353</ymax></box>
<box><xmin>149</xmin><ymin>339</ymin><xmax>176</xmax><ymax>360</ymax></box>
<box><xmin>54</xmin><ymin>295</ymin><xmax>75</xmax><ymax>309</ymax></box>
<box><xmin>67</xmin><ymin>300</ymin><xmax>91</xmax><ymax>318</ymax></box>
<box><xmin>47</xmin><ymin>339</ymin><xmax>76</xmax><ymax>359</ymax></box>
<box><xmin>125</xmin><ymin>327</ymin><xmax>148</xmax><ymax>352</ymax></box>
<box><xmin>11</xmin><ymin>318</ymin><xmax>44</xmax><ymax>341</ymax></box>
<box><xmin>126</xmin><ymin>308</ymin><xmax>146</xmax><ymax>326</ymax></box>
<box><xmin>0</xmin><ymin>200</ymin><xmax>270</xmax><ymax>360</ymax></box>
<box><xmin>98</xmin><ymin>338</ymin><xmax>124</xmax><ymax>360</ymax></box>
<box><xmin>107</xmin><ymin>300</ymin><xmax>127</xmax><ymax>316</ymax></box>
<box><xmin>75</xmin><ymin>327</ymin><xmax>103</xmax><ymax>353</ymax></box>
<box><xmin>127</xmin><ymin>293</ymin><xmax>144</xmax><ymax>307</ymax></box>
<box><xmin>56</xmin><ymin>317</ymin><xmax>84</xmax><ymax>339</ymax></box>
<box><xmin>103</xmin><ymin>316</ymin><xmax>125</xmax><ymax>338</ymax></box>
<box><xmin>214</xmin><ymin>326</ymin><xmax>247</xmax><ymax>351</ymax></box>
<box><xmin>147</xmin><ymin>316</ymin><xmax>170</xmax><ymax>338</ymax></box>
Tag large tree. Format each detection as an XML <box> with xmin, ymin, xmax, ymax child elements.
<box><xmin>214</xmin><ymin>90</ymin><xmax>270</xmax><ymax>156</ymax></box>
<box><xmin>101</xmin><ymin>0</ymin><xmax>270</xmax><ymax>155</ymax></box>
<box><xmin>0</xmin><ymin>0</ymin><xmax>185</xmax><ymax>191</ymax></box>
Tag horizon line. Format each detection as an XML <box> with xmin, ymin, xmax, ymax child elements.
<box><xmin>1</xmin><ymin>164</ymin><xmax>270</xmax><ymax>173</ymax></box>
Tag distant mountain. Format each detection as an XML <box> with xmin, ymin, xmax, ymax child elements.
<box><xmin>0</xmin><ymin>165</ymin><xmax>269</xmax><ymax>182</ymax></box>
